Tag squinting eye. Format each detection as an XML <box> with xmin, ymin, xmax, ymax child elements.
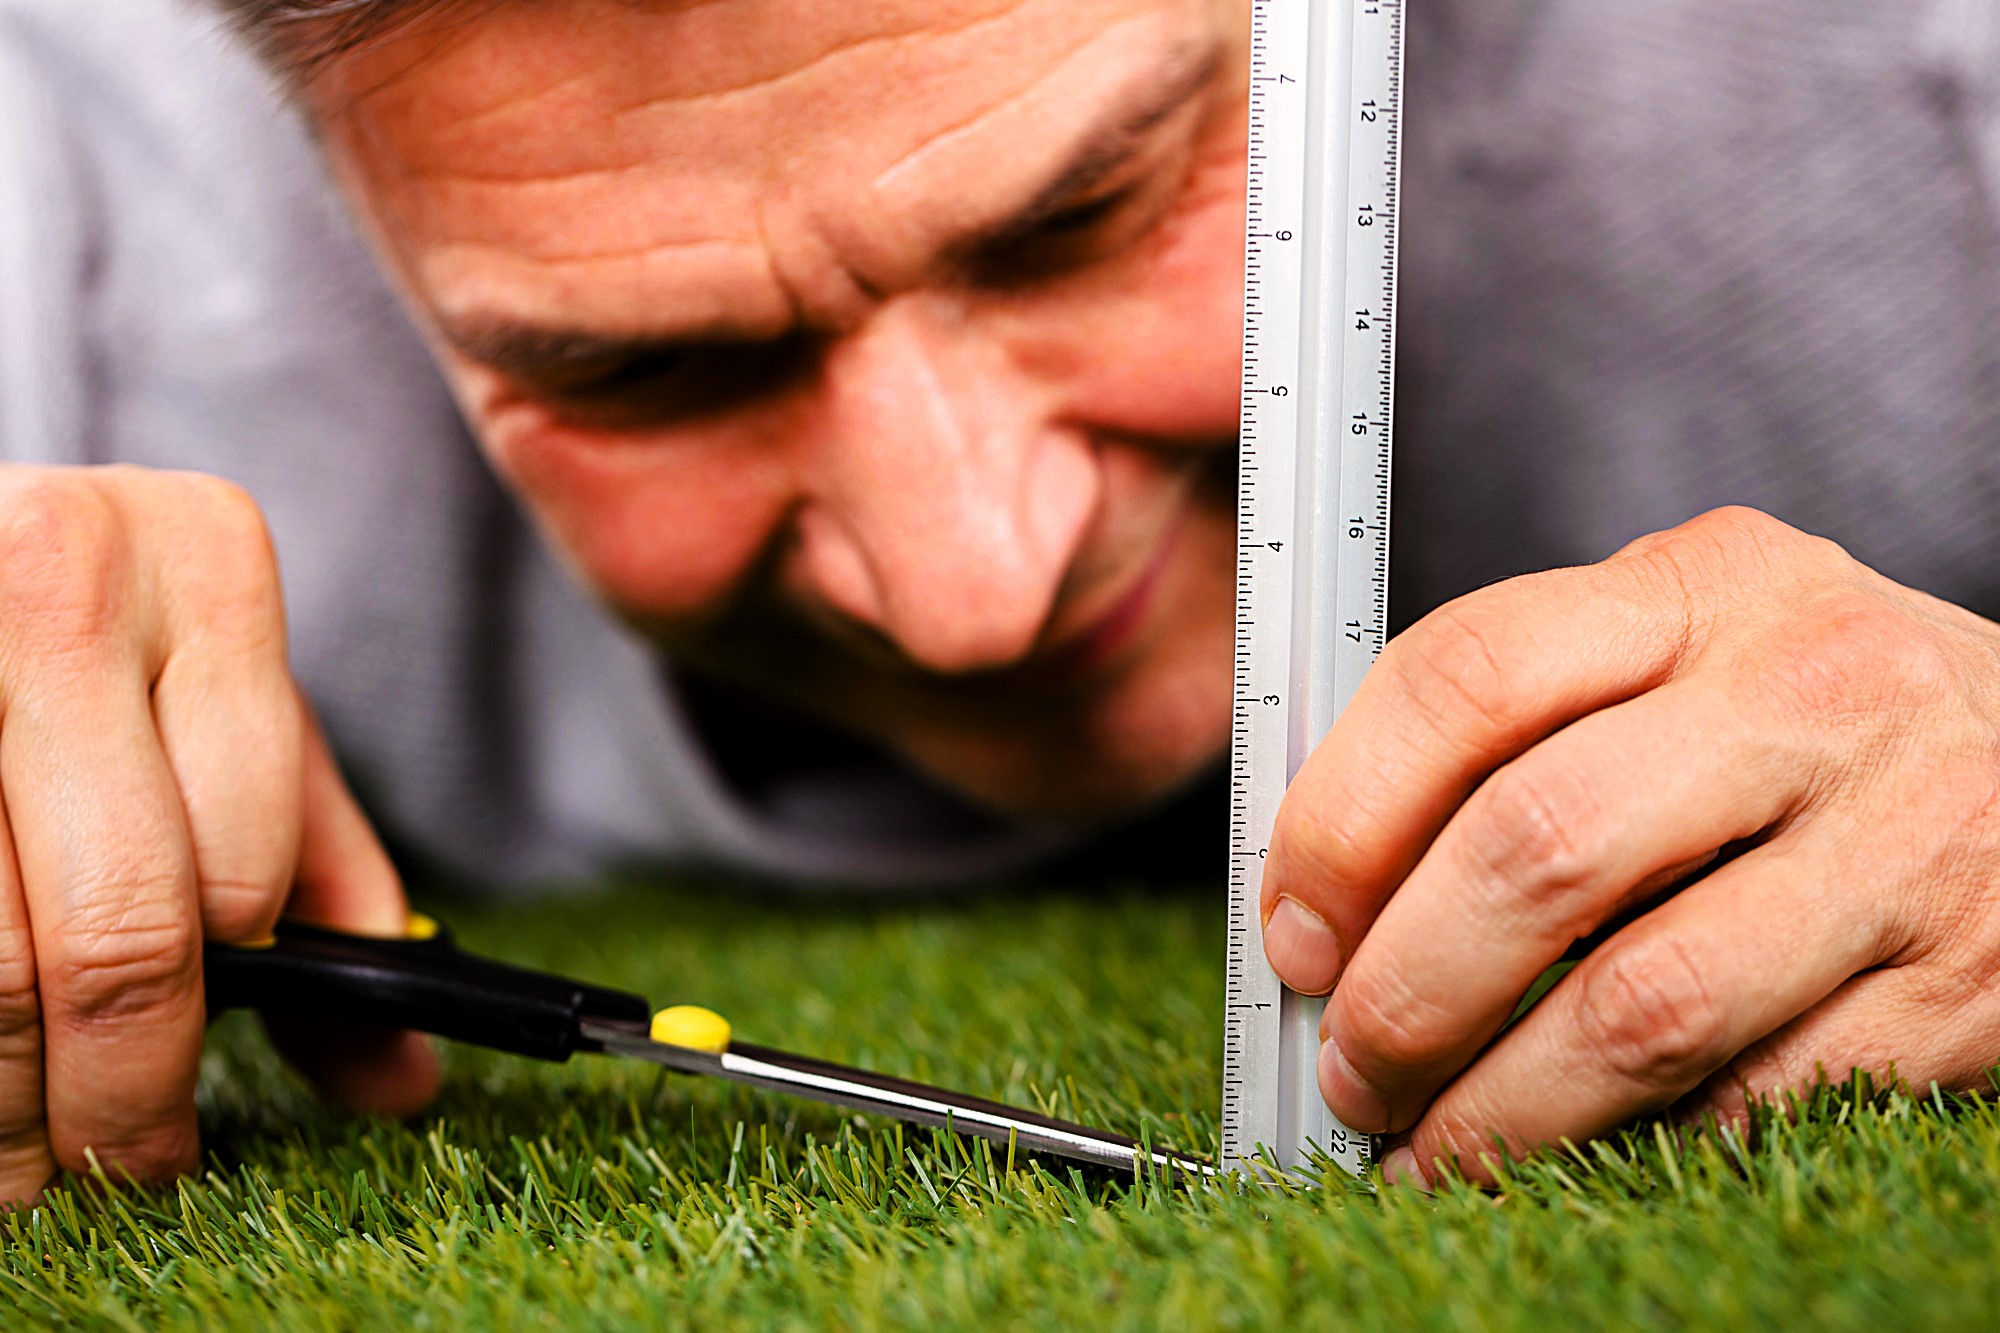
<box><xmin>1031</xmin><ymin>190</ymin><xmax>1134</xmax><ymax>237</ymax></box>
<box><xmin>972</xmin><ymin>187</ymin><xmax>1154</xmax><ymax>286</ymax></box>
<box><xmin>534</xmin><ymin>334</ymin><xmax>821</xmax><ymax>431</ymax></box>
<box><xmin>562</xmin><ymin>350</ymin><xmax>688</xmax><ymax>397</ymax></box>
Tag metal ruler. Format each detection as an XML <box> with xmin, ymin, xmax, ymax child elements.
<box><xmin>1222</xmin><ymin>0</ymin><xmax>1405</xmax><ymax>1176</ymax></box>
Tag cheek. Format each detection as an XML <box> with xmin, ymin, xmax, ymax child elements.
<box><xmin>1007</xmin><ymin>141</ymin><xmax>1247</xmax><ymax>448</ymax></box>
<box><xmin>475</xmin><ymin>409</ymin><xmax>792</xmax><ymax>622</ymax></box>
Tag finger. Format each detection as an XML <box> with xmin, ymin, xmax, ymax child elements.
<box><xmin>146</xmin><ymin>477</ymin><xmax>300</xmax><ymax>944</ymax></box>
<box><xmin>1262</xmin><ymin>526</ymin><xmax>1710</xmax><ymax>995</ymax></box>
<box><xmin>1678</xmin><ymin>964</ymin><xmax>1998</xmax><ymax>1128</ymax></box>
<box><xmin>1318</xmin><ymin>678</ymin><xmax>1809</xmax><ymax>1133</ymax></box>
<box><xmin>0</xmin><ymin>790</ymin><xmax>52</xmax><ymax>1207</ymax></box>
<box><xmin>8</xmin><ymin>668</ymin><xmax>204</xmax><ymax>1182</ymax></box>
<box><xmin>267</xmin><ymin>705</ymin><xmax>439</xmax><ymax>1117</ymax></box>
<box><xmin>285</xmin><ymin>702</ymin><xmax>410</xmax><ymax>937</ymax></box>
<box><xmin>1386</xmin><ymin>841</ymin><xmax>1901</xmax><ymax>1187</ymax></box>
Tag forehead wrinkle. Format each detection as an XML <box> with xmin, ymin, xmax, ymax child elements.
<box><xmin>872</xmin><ymin>15</ymin><xmax>1211</xmax><ymax>196</ymax></box>
<box><xmin>382</xmin><ymin>162</ymin><xmax>761</xmax><ymax>263</ymax></box>
<box><xmin>378</xmin><ymin>0</ymin><xmax>1037</xmax><ymax>182</ymax></box>
<box><xmin>410</xmin><ymin>64</ymin><xmax>601</xmax><ymax>143</ymax></box>
<box><xmin>313</xmin><ymin>0</ymin><xmax>519</xmax><ymax>119</ymax></box>
<box><xmin>967</xmin><ymin>40</ymin><xmax>1220</xmax><ymax>249</ymax></box>
<box><xmin>452</xmin><ymin>235</ymin><xmax>761</xmax><ymax>268</ymax></box>
<box><xmin>845</xmin><ymin>13</ymin><xmax>1217</xmax><ymax>272</ymax></box>
<box><xmin>419</xmin><ymin>0</ymin><xmax>744</xmax><ymax>132</ymax></box>
<box><xmin>867</xmin><ymin>25</ymin><xmax>1101</xmax><ymax>194</ymax></box>
<box><xmin>607</xmin><ymin>0</ymin><xmax>1036</xmax><ymax>119</ymax></box>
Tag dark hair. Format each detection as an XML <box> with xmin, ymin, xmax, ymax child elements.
<box><xmin>210</xmin><ymin>0</ymin><xmax>463</xmax><ymax>75</ymax></box>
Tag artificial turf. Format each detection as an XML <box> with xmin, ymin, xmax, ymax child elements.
<box><xmin>4</xmin><ymin>876</ymin><xmax>1999</xmax><ymax>1329</ymax></box>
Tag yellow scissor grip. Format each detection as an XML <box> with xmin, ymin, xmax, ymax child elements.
<box><xmin>651</xmin><ymin>1006</ymin><xmax>732</xmax><ymax>1054</ymax></box>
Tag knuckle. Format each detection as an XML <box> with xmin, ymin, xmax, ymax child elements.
<box><xmin>1750</xmin><ymin>593</ymin><xmax>1948</xmax><ymax>727</ymax></box>
<box><xmin>43</xmin><ymin>895</ymin><xmax>199</xmax><ymax>1028</ymax></box>
<box><xmin>1335</xmin><ymin>962</ymin><xmax>1459</xmax><ymax>1077</ymax></box>
<box><xmin>1412</xmin><ymin>1101</ymin><xmax>1512</xmax><ymax>1179</ymax></box>
<box><xmin>1675</xmin><ymin>506</ymin><xmax>1814</xmax><ymax>561</ymax></box>
<box><xmin>0</xmin><ymin>943</ymin><xmax>39</xmax><ymax>1060</ymax></box>
<box><xmin>199</xmin><ymin>874</ymin><xmax>288</xmax><ymax>943</ymax></box>
<box><xmin>55</xmin><ymin>1120</ymin><xmax>198</xmax><ymax>1186</ymax></box>
<box><xmin>1390</xmin><ymin>600</ymin><xmax>1532</xmax><ymax>743</ymax></box>
<box><xmin>1682</xmin><ymin>504</ymin><xmax>1795</xmax><ymax>545</ymax></box>
<box><xmin>175</xmin><ymin>477</ymin><xmax>284</xmax><ymax>637</ymax></box>
<box><xmin>0</xmin><ymin>1139</ymin><xmax>53</xmax><ymax>1210</ymax></box>
<box><xmin>1576</xmin><ymin>937</ymin><xmax>1730</xmax><ymax>1093</ymax></box>
<box><xmin>1462</xmin><ymin>759</ymin><xmax>1607</xmax><ymax>923</ymax></box>
<box><xmin>1267</xmin><ymin>794</ymin><xmax>1367</xmax><ymax>907</ymax></box>
<box><xmin>185</xmin><ymin>475</ymin><xmax>275</xmax><ymax>568</ymax></box>
<box><xmin>0</xmin><ymin>474</ymin><xmax>130</xmax><ymax>646</ymax></box>
<box><xmin>1638</xmin><ymin>507</ymin><xmax>1835</xmax><ymax>595</ymax></box>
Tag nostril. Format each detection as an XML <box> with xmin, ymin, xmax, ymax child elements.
<box><xmin>1023</xmin><ymin>432</ymin><xmax>1103</xmax><ymax>571</ymax></box>
<box><xmin>788</xmin><ymin>503</ymin><xmax>889</xmax><ymax>631</ymax></box>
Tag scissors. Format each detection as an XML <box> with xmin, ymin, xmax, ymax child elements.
<box><xmin>204</xmin><ymin>915</ymin><xmax>1212</xmax><ymax>1178</ymax></box>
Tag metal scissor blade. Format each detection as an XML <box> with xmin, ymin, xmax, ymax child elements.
<box><xmin>579</xmin><ymin>1020</ymin><xmax>1214</xmax><ymax>1177</ymax></box>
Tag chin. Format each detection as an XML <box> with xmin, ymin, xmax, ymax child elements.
<box><xmin>902</xmin><ymin>657</ymin><xmax>1234</xmax><ymax>824</ymax></box>
<box><xmin>939</xmin><ymin>748</ymin><xmax>1214</xmax><ymax>823</ymax></box>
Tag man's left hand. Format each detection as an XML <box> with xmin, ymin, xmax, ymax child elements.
<box><xmin>1262</xmin><ymin>506</ymin><xmax>2000</xmax><ymax>1185</ymax></box>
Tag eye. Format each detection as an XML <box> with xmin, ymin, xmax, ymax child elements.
<box><xmin>532</xmin><ymin>335</ymin><xmax>820</xmax><ymax>431</ymax></box>
<box><xmin>546</xmin><ymin>348</ymin><xmax>689</xmax><ymax>398</ymax></box>
<box><xmin>1030</xmin><ymin>188</ymin><xmax>1136</xmax><ymax>238</ymax></box>
<box><xmin>970</xmin><ymin>186</ymin><xmax>1152</xmax><ymax>286</ymax></box>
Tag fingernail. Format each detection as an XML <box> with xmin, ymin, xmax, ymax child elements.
<box><xmin>1261</xmin><ymin>896</ymin><xmax>1342</xmax><ymax>995</ymax></box>
<box><xmin>1381</xmin><ymin>1145</ymin><xmax>1429</xmax><ymax>1191</ymax></box>
<box><xmin>1318</xmin><ymin>1037</ymin><xmax>1392</xmax><ymax>1132</ymax></box>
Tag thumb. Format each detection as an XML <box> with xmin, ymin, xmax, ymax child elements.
<box><xmin>264</xmin><ymin>696</ymin><xmax>442</xmax><ymax>1118</ymax></box>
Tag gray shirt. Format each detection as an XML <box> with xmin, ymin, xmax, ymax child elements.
<box><xmin>3</xmin><ymin>0</ymin><xmax>1998</xmax><ymax>887</ymax></box>
<box><xmin>1398</xmin><ymin>0</ymin><xmax>2000</xmax><ymax>618</ymax></box>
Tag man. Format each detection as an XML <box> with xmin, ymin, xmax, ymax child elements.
<box><xmin>2</xmin><ymin>0</ymin><xmax>1999</xmax><ymax>1203</ymax></box>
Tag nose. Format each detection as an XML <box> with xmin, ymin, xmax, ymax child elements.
<box><xmin>787</xmin><ymin>295</ymin><xmax>1102</xmax><ymax>674</ymax></box>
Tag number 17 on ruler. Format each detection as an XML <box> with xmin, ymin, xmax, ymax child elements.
<box><xmin>1222</xmin><ymin>0</ymin><xmax>1405</xmax><ymax>1176</ymax></box>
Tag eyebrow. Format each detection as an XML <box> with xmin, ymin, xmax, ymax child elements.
<box><xmin>439</xmin><ymin>44</ymin><xmax>1226</xmax><ymax>382</ymax></box>
<box><xmin>954</xmin><ymin>43</ymin><xmax>1224</xmax><ymax>256</ymax></box>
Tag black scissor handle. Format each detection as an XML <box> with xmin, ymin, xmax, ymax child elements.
<box><xmin>203</xmin><ymin>918</ymin><xmax>652</xmax><ymax>1062</ymax></box>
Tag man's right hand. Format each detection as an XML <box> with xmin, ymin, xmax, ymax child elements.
<box><xmin>0</xmin><ymin>464</ymin><xmax>439</xmax><ymax>1206</ymax></box>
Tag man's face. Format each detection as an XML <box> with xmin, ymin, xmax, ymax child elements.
<box><xmin>310</xmin><ymin>0</ymin><xmax>1248</xmax><ymax>820</ymax></box>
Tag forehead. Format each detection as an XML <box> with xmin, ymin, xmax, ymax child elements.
<box><xmin>314</xmin><ymin>0</ymin><xmax>1225</xmax><ymax>336</ymax></box>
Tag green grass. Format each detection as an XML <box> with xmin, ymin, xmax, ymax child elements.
<box><xmin>5</xmin><ymin>877</ymin><xmax>2000</xmax><ymax>1329</ymax></box>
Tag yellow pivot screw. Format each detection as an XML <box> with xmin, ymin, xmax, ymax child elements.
<box><xmin>651</xmin><ymin>1006</ymin><xmax>732</xmax><ymax>1054</ymax></box>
